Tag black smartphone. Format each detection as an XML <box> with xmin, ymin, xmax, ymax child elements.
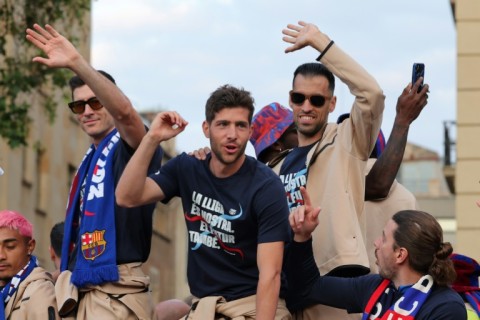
<box><xmin>412</xmin><ymin>63</ymin><xmax>425</xmax><ymax>93</ymax></box>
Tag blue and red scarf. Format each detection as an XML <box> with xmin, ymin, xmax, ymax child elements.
<box><xmin>0</xmin><ymin>255</ymin><xmax>37</xmax><ymax>320</ymax></box>
<box><xmin>61</xmin><ymin>129</ymin><xmax>120</xmax><ymax>287</ymax></box>
<box><xmin>363</xmin><ymin>275</ymin><xmax>434</xmax><ymax>320</ymax></box>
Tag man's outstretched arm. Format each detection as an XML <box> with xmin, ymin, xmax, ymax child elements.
<box><xmin>116</xmin><ymin>111</ymin><xmax>188</xmax><ymax>207</ymax></box>
<box><xmin>26</xmin><ymin>24</ymin><xmax>146</xmax><ymax>149</ymax></box>
<box><xmin>365</xmin><ymin>79</ymin><xmax>429</xmax><ymax>200</ymax></box>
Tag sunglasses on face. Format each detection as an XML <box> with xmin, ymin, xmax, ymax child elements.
<box><xmin>289</xmin><ymin>91</ymin><xmax>330</xmax><ymax>108</ymax></box>
<box><xmin>68</xmin><ymin>97</ymin><xmax>103</xmax><ymax>114</ymax></box>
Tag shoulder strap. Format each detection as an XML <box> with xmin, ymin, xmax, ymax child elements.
<box><xmin>267</xmin><ymin>149</ymin><xmax>292</xmax><ymax>174</ymax></box>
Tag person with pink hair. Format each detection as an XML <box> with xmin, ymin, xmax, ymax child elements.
<box><xmin>0</xmin><ymin>210</ymin><xmax>59</xmax><ymax>319</ymax></box>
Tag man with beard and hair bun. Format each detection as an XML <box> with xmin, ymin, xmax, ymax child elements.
<box><xmin>287</xmin><ymin>196</ymin><xmax>467</xmax><ymax>319</ymax></box>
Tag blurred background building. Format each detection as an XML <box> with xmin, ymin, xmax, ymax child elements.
<box><xmin>450</xmin><ymin>0</ymin><xmax>480</xmax><ymax>261</ymax></box>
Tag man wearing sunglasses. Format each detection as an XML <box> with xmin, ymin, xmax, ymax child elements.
<box><xmin>26</xmin><ymin>24</ymin><xmax>162</xmax><ymax>319</ymax></box>
<box><xmin>274</xmin><ymin>21</ymin><xmax>385</xmax><ymax>319</ymax></box>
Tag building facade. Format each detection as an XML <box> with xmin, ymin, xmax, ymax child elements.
<box><xmin>452</xmin><ymin>0</ymin><xmax>480</xmax><ymax>261</ymax></box>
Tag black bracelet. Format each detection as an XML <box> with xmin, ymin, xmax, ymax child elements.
<box><xmin>316</xmin><ymin>40</ymin><xmax>334</xmax><ymax>61</ymax></box>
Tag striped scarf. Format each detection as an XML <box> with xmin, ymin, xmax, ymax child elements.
<box><xmin>363</xmin><ymin>275</ymin><xmax>434</xmax><ymax>320</ymax></box>
<box><xmin>0</xmin><ymin>255</ymin><xmax>37</xmax><ymax>320</ymax></box>
<box><xmin>61</xmin><ymin>129</ymin><xmax>120</xmax><ymax>287</ymax></box>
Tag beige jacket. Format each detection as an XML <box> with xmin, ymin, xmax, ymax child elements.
<box><xmin>55</xmin><ymin>262</ymin><xmax>152</xmax><ymax>320</ymax></box>
<box><xmin>273</xmin><ymin>43</ymin><xmax>384</xmax><ymax>276</ymax></box>
<box><xmin>4</xmin><ymin>267</ymin><xmax>59</xmax><ymax>320</ymax></box>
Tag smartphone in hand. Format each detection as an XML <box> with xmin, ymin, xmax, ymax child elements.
<box><xmin>412</xmin><ymin>63</ymin><xmax>425</xmax><ymax>93</ymax></box>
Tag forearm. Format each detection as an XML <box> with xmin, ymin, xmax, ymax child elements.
<box><xmin>71</xmin><ymin>56</ymin><xmax>145</xmax><ymax>147</ymax></box>
<box><xmin>26</xmin><ymin>23</ymin><xmax>145</xmax><ymax>147</ymax></box>
<box><xmin>365</xmin><ymin>118</ymin><xmax>409</xmax><ymax>200</ymax></box>
<box><xmin>284</xmin><ymin>239</ymin><xmax>321</xmax><ymax>311</ymax></box>
<box><xmin>255</xmin><ymin>241</ymin><xmax>285</xmax><ymax>319</ymax></box>
<box><xmin>116</xmin><ymin>133</ymin><xmax>162</xmax><ymax>207</ymax></box>
<box><xmin>320</xmin><ymin>44</ymin><xmax>384</xmax><ymax>113</ymax></box>
<box><xmin>256</xmin><ymin>271</ymin><xmax>281</xmax><ymax>320</ymax></box>
<box><xmin>26</xmin><ymin>24</ymin><xmax>137</xmax><ymax>130</ymax></box>
<box><xmin>323</xmin><ymin>44</ymin><xmax>384</xmax><ymax>159</ymax></box>
<box><xmin>70</xmin><ymin>56</ymin><xmax>132</xmax><ymax>114</ymax></box>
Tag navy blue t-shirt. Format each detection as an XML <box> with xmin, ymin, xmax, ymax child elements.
<box><xmin>112</xmin><ymin>139</ymin><xmax>163</xmax><ymax>264</ymax></box>
<box><xmin>151</xmin><ymin>153</ymin><xmax>291</xmax><ymax>301</ymax></box>
<box><xmin>279</xmin><ymin>143</ymin><xmax>314</xmax><ymax>212</ymax></box>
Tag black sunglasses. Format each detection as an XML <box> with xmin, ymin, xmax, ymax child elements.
<box><xmin>289</xmin><ymin>91</ymin><xmax>330</xmax><ymax>108</ymax></box>
<box><xmin>68</xmin><ymin>97</ymin><xmax>103</xmax><ymax>114</ymax></box>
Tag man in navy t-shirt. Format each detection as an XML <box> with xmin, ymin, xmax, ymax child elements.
<box><xmin>116</xmin><ymin>85</ymin><xmax>292</xmax><ymax>319</ymax></box>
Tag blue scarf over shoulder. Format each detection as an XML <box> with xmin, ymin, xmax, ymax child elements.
<box><xmin>363</xmin><ymin>275</ymin><xmax>433</xmax><ymax>319</ymax></box>
<box><xmin>61</xmin><ymin>129</ymin><xmax>120</xmax><ymax>287</ymax></box>
<box><xmin>0</xmin><ymin>255</ymin><xmax>38</xmax><ymax>320</ymax></box>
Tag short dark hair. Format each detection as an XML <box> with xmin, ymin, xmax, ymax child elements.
<box><xmin>392</xmin><ymin>210</ymin><xmax>456</xmax><ymax>286</ymax></box>
<box><xmin>68</xmin><ymin>70</ymin><xmax>116</xmax><ymax>100</ymax></box>
<box><xmin>205</xmin><ymin>85</ymin><xmax>255</xmax><ymax>124</ymax></box>
<box><xmin>50</xmin><ymin>221</ymin><xmax>64</xmax><ymax>257</ymax></box>
<box><xmin>293</xmin><ymin>63</ymin><xmax>335</xmax><ymax>94</ymax></box>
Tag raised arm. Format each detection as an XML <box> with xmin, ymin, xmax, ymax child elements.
<box><xmin>115</xmin><ymin>111</ymin><xmax>188</xmax><ymax>207</ymax></box>
<box><xmin>286</xmin><ymin>187</ymin><xmax>322</xmax><ymax>311</ymax></box>
<box><xmin>26</xmin><ymin>24</ymin><xmax>145</xmax><ymax>149</ymax></box>
<box><xmin>365</xmin><ymin>79</ymin><xmax>429</xmax><ymax>200</ymax></box>
<box><xmin>283</xmin><ymin>21</ymin><xmax>385</xmax><ymax>159</ymax></box>
<box><xmin>286</xmin><ymin>188</ymin><xmax>370</xmax><ymax>312</ymax></box>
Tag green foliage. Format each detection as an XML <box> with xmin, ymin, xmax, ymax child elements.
<box><xmin>0</xmin><ymin>0</ymin><xmax>90</xmax><ymax>148</ymax></box>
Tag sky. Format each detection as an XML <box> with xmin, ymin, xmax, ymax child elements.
<box><xmin>90</xmin><ymin>0</ymin><xmax>456</xmax><ymax>158</ymax></box>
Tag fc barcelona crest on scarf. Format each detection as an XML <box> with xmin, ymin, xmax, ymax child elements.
<box><xmin>81</xmin><ymin>230</ymin><xmax>107</xmax><ymax>260</ymax></box>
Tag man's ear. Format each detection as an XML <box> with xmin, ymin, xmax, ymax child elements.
<box><xmin>202</xmin><ymin>121</ymin><xmax>210</xmax><ymax>139</ymax></box>
<box><xmin>271</xmin><ymin>141</ymin><xmax>284</xmax><ymax>152</ymax></box>
<box><xmin>328</xmin><ymin>96</ymin><xmax>337</xmax><ymax>113</ymax></box>
<box><xmin>396</xmin><ymin>247</ymin><xmax>409</xmax><ymax>264</ymax></box>
<box><xmin>49</xmin><ymin>246</ymin><xmax>56</xmax><ymax>262</ymax></box>
<box><xmin>27</xmin><ymin>238</ymin><xmax>36</xmax><ymax>255</ymax></box>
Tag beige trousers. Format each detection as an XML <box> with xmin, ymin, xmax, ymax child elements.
<box><xmin>56</xmin><ymin>262</ymin><xmax>153</xmax><ymax>320</ymax></box>
<box><xmin>293</xmin><ymin>304</ymin><xmax>361</xmax><ymax>320</ymax></box>
<box><xmin>184</xmin><ymin>294</ymin><xmax>291</xmax><ymax>320</ymax></box>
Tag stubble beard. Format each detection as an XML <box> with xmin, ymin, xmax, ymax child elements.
<box><xmin>213</xmin><ymin>142</ymin><xmax>247</xmax><ymax>166</ymax></box>
<box><xmin>296</xmin><ymin>121</ymin><xmax>325</xmax><ymax>138</ymax></box>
